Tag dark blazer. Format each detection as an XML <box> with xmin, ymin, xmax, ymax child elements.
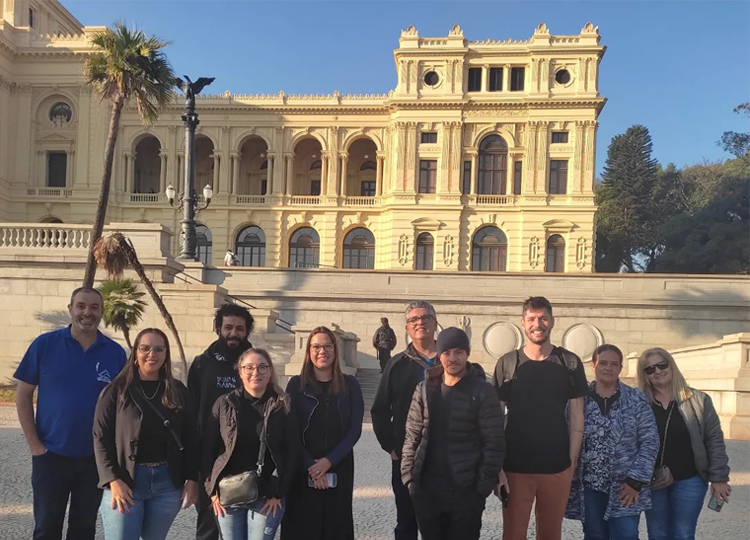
<box><xmin>93</xmin><ymin>379</ymin><xmax>199</xmax><ymax>490</ymax></box>
<box><xmin>203</xmin><ymin>385</ymin><xmax>301</xmax><ymax>499</ymax></box>
<box><xmin>401</xmin><ymin>363</ymin><xmax>505</xmax><ymax>497</ymax></box>
<box><xmin>286</xmin><ymin>374</ymin><xmax>364</xmax><ymax>469</ymax></box>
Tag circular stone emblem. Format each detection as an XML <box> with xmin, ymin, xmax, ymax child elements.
<box><xmin>483</xmin><ymin>322</ymin><xmax>523</xmax><ymax>358</ymax></box>
<box><xmin>562</xmin><ymin>323</ymin><xmax>603</xmax><ymax>361</ymax></box>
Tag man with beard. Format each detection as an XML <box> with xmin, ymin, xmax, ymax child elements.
<box><xmin>491</xmin><ymin>296</ymin><xmax>587</xmax><ymax>540</ymax></box>
<box><xmin>188</xmin><ymin>303</ymin><xmax>254</xmax><ymax>540</ymax></box>
<box><xmin>15</xmin><ymin>287</ymin><xmax>127</xmax><ymax>540</ymax></box>
<box><xmin>372</xmin><ymin>301</ymin><xmax>438</xmax><ymax>540</ymax></box>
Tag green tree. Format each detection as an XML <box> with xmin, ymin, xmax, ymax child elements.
<box><xmin>718</xmin><ymin>103</ymin><xmax>750</xmax><ymax>163</ymax></box>
<box><xmin>595</xmin><ymin>125</ymin><xmax>664</xmax><ymax>272</ymax></box>
<box><xmin>82</xmin><ymin>22</ymin><xmax>175</xmax><ymax>288</ymax></box>
<box><xmin>98</xmin><ymin>278</ymin><xmax>146</xmax><ymax>349</ymax></box>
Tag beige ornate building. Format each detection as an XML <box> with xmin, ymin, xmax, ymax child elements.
<box><xmin>0</xmin><ymin>0</ymin><xmax>606</xmax><ymax>272</ymax></box>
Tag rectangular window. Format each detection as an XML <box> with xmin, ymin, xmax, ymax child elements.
<box><xmin>310</xmin><ymin>180</ymin><xmax>321</xmax><ymax>196</ymax></box>
<box><xmin>513</xmin><ymin>161</ymin><xmax>522</xmax><ymax>195</ymax></box>
<box><xmin>468</xmin><ymin>67</ymin><xmax>482</xmax><ymax>92</ymax></box>
<box><xmin>551</xmin><ymin>132</ymin><xmax>569</xmax><ymax>144</ymax></box>
<box><xmin>510</xmin><ymin>67</ymin><xmax>525</xmax><ymax>91</ymax></box>
<box><xmin>361</xmin><ymin>181</ymin><xmax>376</xmax><ymax>196</ymax></box>
<box><xmin>462</xmin><ymin>160</ymin><xmax>472</xmax><ymax>194</ymax></box>
<box><xmin>488</xmin><ymin>67</ymin><xmax>503</xmax><ymax>91</ymax></box>
<box><xmin>420</xmin><ymin>132</ymin><xmax>437</xmax><ymax>144</ymax></box>
<box><xmin>418</xmin><ymin>160</ymin><xmax>437</xmax><ymax>194</ymax></box>
<box><xmin>549</xmin><ymin>160</ymin><xmax>568</xmax><ymax>194</ymax></box>
<box><xmin>47</xmin><ymin>152</ymin><xmax>67</xmax><ymax>187</ymax></box>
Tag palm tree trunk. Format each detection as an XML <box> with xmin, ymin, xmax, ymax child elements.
<box><xmin>83</xmin><ymin>94</ymin><xmax>125</xmax><ymax>288</ymax></box>
<box><xmin>122</xmin><ymin>326</ymin><xmax>132</xmax><ymax>350</ymax></box>
<box><xmin>116</xmin><ymin>234</ymin><xmax>188</xmax><ymax>377</ymax></box>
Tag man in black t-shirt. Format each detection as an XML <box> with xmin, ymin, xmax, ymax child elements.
<box><xmin>491</xmin><ymin>296</ymin><xmax>588</xmax><ymax>540</ymax></box>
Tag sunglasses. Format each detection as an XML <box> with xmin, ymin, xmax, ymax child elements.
<box><xmin>644</xmin><ymin>359</ymin><xmax>669</xmax><ymax>375</ymax></box>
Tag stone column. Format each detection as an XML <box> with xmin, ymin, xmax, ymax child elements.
<box><xmin>524</xmin><ymin>122</ymin><xmax>538</xmax><ymax>195</ymax></box>
<box><xmin>124</xmin><ymin>152</ymin><xmax>132</xmax><ymax>193</ymax></box>
<box><xmin>320</xmin><ymin>152</ymin><xmax>329</xmax><ymax>196</ymax></box>
<box><xmin>482</xmin><ymin>64</ymin><xmax>489</xmax><ymax>92</ymax></box>
<box><xmin>266</xmin><ymin>155</ymin><xmax>274</xmax><ymax>195</ymax></box>
<box><xmin>450</xmin><ymin>122</ymin><xmax>462</xmax><ymax>193</ymax></box>
<box><xmin>405</xmin><ymin>122</ymin><xmax>417</xmax><ymax>193</ymax></box>
<box><xmin>537</xmin><ymin>121</ymin><xmax>549</xmax><ymax>194</ymax></box>
<box><xmin>272</xmin><ymin>126</ymin><xmax>284</xmax><ymax>195</ymax></box>
<box><xmin>395</xmin><ymin>122</ymin><xmax>406</xmax><ymax>191</ymax></box>
<box><xmin>327</xmin><ymin>127</ymin><xmax>339</xmax><ymax>197</ymax></box>
<box><xmin>220</xmin><ymin>126</ymin><xmax>231</xmax><ymax>194</ymax></box>
<box><xmin>211</xmin><ymin>153</ymin><xmax>220</xmax><ymax>191</ymax></box>
<box><xmin>375</xmin><ymin>152</ymin><xmax>385</xmax><ymax>196</ymax></box>
<box><xmin>573</xmin><ymin>121</ymin><xmax>585</xmax><ymax>194</ymax></box>
<box><xmin>340</xmin><ymin>154</ymin><xmax>349</xmax><ymax>198</ymax></box>
<box><xmin>284</xmin><ymin>153</ymin><xmax>294</xmax><ymax>196</ymax></box>
<box><xmin>439</xmin><ymin>122</ymin><xmax>451</xmax><ymax>194</ymax></box>
<box><xmin>503</xmin><ymin>64</ymin><xmax>511</xmax><ymax>91</ymax></box>
<box><xmin>230</xmin><ymin>152</ymin><xmax>240</xmax><ymax>195</ymax></box>
<box><xmin>583</xmin><ymin>121</ymin><xmax>597</xmax><ymax>193</ymax></box>
<box><xmin>469</xmin><ymin>150</ymin><xmax>478</xmax><ymax>195</ymax></box>
<box><xmin>159</xmin><ymin>152</ymin><xmax>168</xmax><ymax>193</ymax></box>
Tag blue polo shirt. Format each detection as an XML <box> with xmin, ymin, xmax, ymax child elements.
<box><xmin>14</xmin><ymin>326</ymin><xmax>127</xmax><ymax>458</ymax></box>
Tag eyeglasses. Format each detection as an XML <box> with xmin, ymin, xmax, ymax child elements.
<box><xmin>644</xmin><ymin>360</ymin><xmax>669</xmax><ymax>375</ymax></box>
<box><xmin>406</xmin><ymin>315</ymin><xmax>435</xmax><ymax>326</ymax></box>
<box><xmin>240</xmin><ymin>364</ymin><xmax>269</xmax><ymax>375</ymax></box>
<box><xmin>311</xmin><ymin>344</ymin><xmax>334</xmax><ymax>354</ymax></box>
<box><xmin>137</xmin><ymin>345</ymin><xmax>167</xmax><ymax>355</ymax></box>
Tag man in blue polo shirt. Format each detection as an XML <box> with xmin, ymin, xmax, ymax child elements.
<box><xmin>15</xmin><ymin>286</ymin><xmax>127</xmax><ymax>540</ymax></box>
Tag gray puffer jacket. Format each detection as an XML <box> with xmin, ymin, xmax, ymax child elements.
<box><xmin>680</xmin><ymin>388</ymin><xmax>730</xmax><ymax>483</ymax></box>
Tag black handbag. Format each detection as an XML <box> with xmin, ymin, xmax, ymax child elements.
<box><xmin>218</xmin><ymin>407</ymin><xmax>270</xmax><ymax>506</ymax></box>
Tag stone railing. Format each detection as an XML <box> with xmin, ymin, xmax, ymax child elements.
<box><xmin>344</xmin><ymin>196</ymin><xmax>376</xmax><ymax>207</ymax></box>
<box><xmin>26</xmin><ymin>188</ymin><xmax>74</xmax><ymax>198</ymax></box>
<box><xmin>235</xmin><ymin>195</ymin><xmax>267</xmax><ymax>205</ymax></box>
<box><xmin>475</xmin><ymin>195</ymin><xmax>515</xmax><ymax>205</ymax></box>
<box><xmin>0</xmin><ymin>224</ymin><xmax>91</xmax><ymax>249</ymax></box>
<box><xmin>289</xmin><ymin>195</ymin><xmax>320</xmax><ymax>206</ymax></box>
<box><xmin>129</xmin><ymin>193</ymin><xmax>161</xmax><ymax>203</ymax></box>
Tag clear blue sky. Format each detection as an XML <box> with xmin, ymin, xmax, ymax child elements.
<box><xmin>65</xmin><ymin>1</ymin><xmax>749</xmax><ymax>176</ymax></box>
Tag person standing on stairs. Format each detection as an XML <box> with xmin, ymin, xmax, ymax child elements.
<box><xmin>373</xmin><ymin>317</ymin><xmax>398</xmax><ymax>373</ymax></box>
<box><xmin>371</xmin><ymin>301</ymin><xmax>439</xmax><ymax>540</ymax></box>
<box><xmin>188</xmin><ymin>303</ymin><xmax>254</xmax><ymax>540</ymax></box>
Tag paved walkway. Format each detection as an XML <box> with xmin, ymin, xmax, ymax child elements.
<box><xmin>1</xmin><ymin>405</ymin><xmax>748</xmax><ymax>539</ymax></box>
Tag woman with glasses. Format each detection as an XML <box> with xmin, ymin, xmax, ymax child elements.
<box><xmin>93</xmin><ymin>328</ymin><xmax>199</xmax><ymax>540</ymax></box>
<box><xmin>282</xmin><ymin>326</ymin><xmax>364</xmax><ymax>540</ymax></box>
<box><xmin>203</xmin><ymin>347</ymin><xmax>300</xmax><ymax>540</ymax></box>
<box><xmin>637</xmin><ymin>347</ymin><xmax>731</xmax><ymax>540</ymax></box>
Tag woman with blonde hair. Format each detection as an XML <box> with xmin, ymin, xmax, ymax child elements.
<box><xmin>282</xmin><ymin>326</ymin><xmax>364</xmax><ymax>540</ymax></box>
<box><xmin>636</xmin><ymin>347</ymin><xmax>731</xmax><ymax>540</ymax></box>
<box><xmin>203</xmin><ymin>348</ymin><xmax>300</xmax><ymax>540</ymax></box>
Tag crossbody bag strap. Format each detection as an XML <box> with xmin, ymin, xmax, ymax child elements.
<box><xmin>255</xmin><ymin>403</ymin><xmax>272</xmax><ymax>475</ymax></box>
<box><xmin>658</xmin><ymin>401</ymin><xmax>675</xmax><ymax>468</ymax></box>
<box><xmin>129</xmin><ymin>387</ymin><xmax>184</xmax><ymax>451</ymax></box>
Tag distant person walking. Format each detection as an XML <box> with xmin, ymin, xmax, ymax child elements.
<box><xmin>373</xmin><ymin>318</ymin><xmax>398</xmax><ymax>373</ymax></box>
<box><xmin>15</xmin><ymin>287</ymin><xmax>127</xmax><ymax>540</ymax></box>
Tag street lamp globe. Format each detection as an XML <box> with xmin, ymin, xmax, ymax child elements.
<box><xmin>203</xmin><ymin>184</ymin><xmax>213</xmax><ymax>202</ymax></box>
<box><xmin>165</xmin><ymin>184</ymin><xmax>176</xmax><ymax>204</ymax></box>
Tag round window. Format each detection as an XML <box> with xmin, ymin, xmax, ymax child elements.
<box><xmin>423</xmin><ymin>71</ymin><xmax>439</xmax><ymax>87</ymax></box>
<box><xmin>555</xmin><ymin>69</ymin><xmax>571</xmax><ymax>85</ymax></box>
<box><xmin>49</xmin><ymin>102</ymin><xmax>72</xmax><ymax>123</ymax></box>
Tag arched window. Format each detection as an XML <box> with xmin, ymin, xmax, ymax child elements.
<box><xmin>195</xmin><ymin>224</ymin><xmax>212</xmax><ymax>266</ymax></box>
<box><xmin>310</xmin><ymin>160</ymin><xmax>322</xmax><ymax>170</ymax></box>
<box><xmin>342</xmin><ymin>228</ymin><xmax>375</xmax><ymax>269</ymax></box>
<box><xmin>236</xmin><ymin>225</ymin><xmax>266</xmax><ymax>267</ymax></box>
<box><xmin>546</xmin><ymin>234</ymin><xmax>566</xmax><ymax>273</ymax></box>
<box><xmin>472</xmin><ymin>226</ymin><xmax>508</xmax><ymax>271</ymax></box>
<box><xmin>415</xmin><ymin>232</ymin><xmax>434</xmax><ymax>270</ymax></box>
<box><xmin>477</xmin><ymin>135</ymin><xmax>508</xmax><ymax>195</ymax></box>
<box><xmin>360</xmin><ymin>161</ymin><xmax>376</xmax><ymax>171</ymax></box>
<box><xmin>289</xmin><ymin>227</ymin><xmax>320</xmax><ymax>268</ymax></box>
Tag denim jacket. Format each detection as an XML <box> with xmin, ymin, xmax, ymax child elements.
<box><xmin>566</xmin><ymin>381</ymin><xmax>660</xmax><ymax>521</ymax></box>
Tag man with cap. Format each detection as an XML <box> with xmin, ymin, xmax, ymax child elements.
<box><xmin>373</xmin><ymin>317</ymin><xmax>398</xmax><ymax>373</ymax></box>
<box><xmin>401</xmin><ymin>327</ymin><xmax>505</xmax><ymax>540</ymax></box>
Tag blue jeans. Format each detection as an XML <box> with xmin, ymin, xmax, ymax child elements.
<box><xmin>100</xmin><ymin>464</ymin><xmax>183</xmax><ymax>540</ymax></box>
<box><xmin>31</xmin><ymin>452</ymin><xmax>102</xmax><ymax>540</ymax></box>
<box><xmin>583</xmin><ymin>487</ymin><xmax>640</xmax><ymax>540</ymax></box>
<box><xmin>217</xmin><ymin>498</ymin><xmax>284</xmax><ymax>540</ymax></box>
<box><xmin>646</xmin><ymin>475</ymin><xmax>707</xmax><ymax>540</ymax></box>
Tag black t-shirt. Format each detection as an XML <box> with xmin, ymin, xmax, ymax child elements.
<box><xmin>135</xmin><ymin>380</ymin><xmax>169</xmax><ymax>464</ymax></box>
<box><xmin>653</xmin><ymin>400</ymin><xmax>698</xmax><ymax>481</ymax></box>
<box><xmin>421</xmin><ymin>383</ymin><xmax>455</xmax><ymax>490</ymax></box>
<box><xmin>503</xmin><ymin>349</ymin><xmax>588</xmax><ymax>474</ymax></box>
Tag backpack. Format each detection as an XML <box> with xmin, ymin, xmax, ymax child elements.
<box><xmin>498</xmin><ymin>346</ymin><xmax>580</xmax><ymax>384</ymax></box>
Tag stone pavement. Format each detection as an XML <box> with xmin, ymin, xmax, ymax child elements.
<box><xmin>0</xmin><ymin>405</ymin><xmax>748</xmax><ymax>539</ymax></box>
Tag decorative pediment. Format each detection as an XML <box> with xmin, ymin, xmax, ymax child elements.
<box><xmin>542</xmin><ymin>219</ymin><xmax>577</xmax><ymax>233</ymax></box>
<box><xmin>411</xmin><ymin>217</ymin><xmax>444</xmax><ymax>232</ymax></box>
<box><xmin>37</xmin><ymin>132</ymin><xmax>74</xmax><ymax>143</ymax></box>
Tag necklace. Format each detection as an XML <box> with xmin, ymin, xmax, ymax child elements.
<box><xmin>141</xmin><ymin>382</ymin><xmax>161</xmax><ymax>401</ymax></box>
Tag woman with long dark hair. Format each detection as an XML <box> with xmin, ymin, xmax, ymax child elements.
<box><xmin>203</xmin><ymin>348</ymin><xmax>300</xmax><ymax>540</ymax></box>
<box><xmin>93</xmin><ymin>328</ymin><xmax>199</xmax><ymax>540</ymax></box>
<box><xmin>282</xmin><ymin>326</ymin><xmax>364</xmax><ymax>540</ymax></box>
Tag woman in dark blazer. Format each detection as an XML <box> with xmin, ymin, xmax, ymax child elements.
<box><xmin>282</xmin><ymin>326</ymin><xmax>364</xmax><ymax>540</ymax></box>
<box><xmin>93</xmin><ymin>328</ymin><xmax>199</xmax><ymax>540</ymax></box>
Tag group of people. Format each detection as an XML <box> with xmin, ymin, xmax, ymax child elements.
<box><xmin>15</xmin><ymin>288</ymin><xmax>731</xmax><ymax>540</ymax></box>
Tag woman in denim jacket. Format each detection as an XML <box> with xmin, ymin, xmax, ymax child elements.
<box><xmin>566</xmin><ymin>345</ymin><xmax>660</xmax><ymax>540</ymax></box>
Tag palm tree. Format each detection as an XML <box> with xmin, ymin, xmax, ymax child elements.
<box><xmin>82</xmin><ymin>21</ymin><xmax>176</xmax><ymax>288</ymax></box>
<box><xmin>94</xmin><ymin>232</ymin><xmax>187</xmax><ymax>376</ymax></box>
<box><xmin>98</xmin><ymin>278</ymin><xmax>147</xmax><ymax>349</ymax></box>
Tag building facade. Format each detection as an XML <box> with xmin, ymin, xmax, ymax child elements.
<box><xmin>0</xmin><ymin>0</ymin><xmax>606</xmax><ymax>272</ymax></box>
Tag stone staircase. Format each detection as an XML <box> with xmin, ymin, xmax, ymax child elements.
<box><xmin>356</xmin><ymin>368</ymin><xmax>382</xmax><ymax>423</ymax></box>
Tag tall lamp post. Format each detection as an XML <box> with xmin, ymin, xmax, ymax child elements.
<box><xmin>167</xmin><ymin>75</ymin><xmax>215</xmax><ymax>261</ymax></box>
